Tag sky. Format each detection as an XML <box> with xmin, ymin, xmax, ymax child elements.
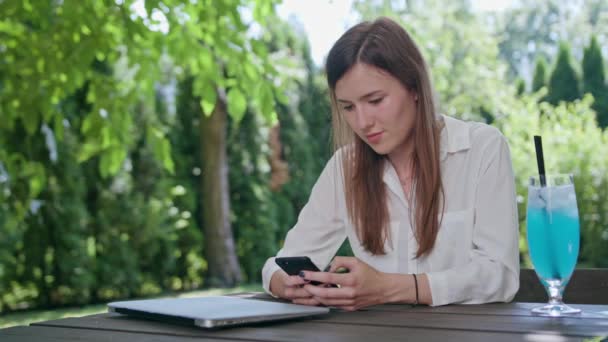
<box><xmin>276</xmin><ymin>0</ymin><xmax>356</xmax><ymax>66</ymax></box>
<box><xmin>276</xmin><ymin>0</ymin><xmax>515</xmax><ymax>66</ymax></box>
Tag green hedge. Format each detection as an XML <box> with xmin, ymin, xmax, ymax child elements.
<box><xmin>498</xmin><ymin>94</ymin><xmax>608</xmax><ymax>268</ymax></box>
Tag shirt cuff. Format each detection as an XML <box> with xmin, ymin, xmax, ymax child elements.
<box><xmin>262</xmin><ymin>257</ymin><xmax>282</xmax><ymax>298</ymax></box>
<box><xmin>426</xmin><ymin>271</ymin><xmax>450</xmax><ymax>307</ymax></box>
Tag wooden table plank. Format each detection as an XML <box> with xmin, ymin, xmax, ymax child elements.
<box><xmin>232</xmin><ymin>292</ymin><xmax>608</xmax><ymax>336</ymax></box>
<box><xmin>239</xmin><ymin>292</ymin><xmax>608</xmax><ymax>319</ymax></box>
<box><xmin>366</xmin><ymin>302</ymin><xmax>608</xmax><ymax>318</ymax></box>
<box><xmin>27</xmin><ymin>314</ymin><xmax>588</xmax><ymax>342</ymax></box>
<box><xmin>32</xmin><ymin>309</ymin><xmax>608</xmax><ymax>339</ymax></box>
<box><xmin>10</xmin><ymin>292</ymin><xmax>608</xmax><ymax>341</ymax></box>
<box><xmin>0</xmin><ymin>325</ymin><xmax>250</xmax><ymax>342</ymax></box>
<box><xmin>312</xmin><ymin>310</ymin><xmax>608</xmax><ymax>337</ymax></box>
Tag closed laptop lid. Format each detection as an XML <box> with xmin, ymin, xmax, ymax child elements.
<box><xmin>108</xmin><ymin>295</ymin><xmax>329</xmax><ymax>328</ymax></box>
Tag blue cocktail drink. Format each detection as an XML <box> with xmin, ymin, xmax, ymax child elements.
<box><xmin>526</xmin><ymin>175</ymin><xmax>581</xmax><ymax>316</ymax></box>
<box><xmin>527</xmin><ymin>207</ymin><xmax>579</xmax><ymax>281</ymax></box>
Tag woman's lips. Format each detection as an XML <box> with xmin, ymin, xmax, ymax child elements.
<box><xmin>366</xmin><ymin>131</ymin><xmax>383</xmax><ymax>144</ymax></box>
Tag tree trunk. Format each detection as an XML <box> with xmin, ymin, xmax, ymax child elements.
<box><xmin>200</xmin><ymin>95</ymin><xmax>242</xmax><ymax>287</ymax></box>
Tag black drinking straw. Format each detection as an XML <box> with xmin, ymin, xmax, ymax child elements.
<box><xmin>533</xmin><ymin>135</ymin><xmax>557</xmax><ymax>278</ymax></box>
<box><xmin>534</xmin><ymin>136</ymin><xmax>546</xmax><ymax>187</ymax></box>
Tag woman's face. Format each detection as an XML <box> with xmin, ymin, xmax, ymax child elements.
<box><xmin>334</xmin><ymin>63</ymin><xmax>418</xmax><ymax>157</ymax></box>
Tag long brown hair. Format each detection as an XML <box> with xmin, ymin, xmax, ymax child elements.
<box><xmin>326</xmin><ymin>17</ymin><xmax>444</xmax><ymax>258</ymax></box>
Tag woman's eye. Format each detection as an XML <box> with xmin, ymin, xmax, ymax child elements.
<box><xmin>369</xmin><ymin>97</ymin><xmax>383</xmax><ymax>105</ymax></box>
<box><xmin>342</xmin><ymin>105</ymin><xmax>354</xmax><ymax>112</ymax></box>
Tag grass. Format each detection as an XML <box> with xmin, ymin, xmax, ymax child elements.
<box><xmin>0</xmin><ymin>283</ymin><xmax>263</xmax><ymax>329</ymax></box>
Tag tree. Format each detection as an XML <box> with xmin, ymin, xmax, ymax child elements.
<box><xmin>546</xmin><ymin>42</ymin><xmax>581</xmax><ymax>104</ymax></box>
<box><xmin>582</xmin><ymin>35</ymin><xmax>608</xmax><ymax>128</ymax></box>
<box><xmin>532</xmin><ymin>57</ymin><xmax>549</xmax><ymax>93</ymax></box>
<box><xmin>516</xmin><ymin>77</ymin><xmax>526</xmax><ymax>95</ymax></box>
<box><xmin>0</xmin><ymin>0</ymin><xmax>282</xmax><ymax>292</ymax></box>
<box><xmin>200</xmin><ymin>95</ymin><xmax>242</xmax><ymax>286</ymax></box>
<box><xmin>494</xmin><ymin>0</ymin><xmax>608</xmax><ymax>79</ymax></box>
<box><xmin>226</xmin><ymin>16</ymin><xmax>340</xmax><ymax>282</ymax></box>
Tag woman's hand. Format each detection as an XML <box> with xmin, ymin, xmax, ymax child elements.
<box><xmin>295</xmin><ymin>256</ymin><xmax>392</xmax><ymax>311</ymax></box>
<box><xmin>269</xmin><ymin>269</ymin><xmax>321</xmax><ymax>305</ymax></box>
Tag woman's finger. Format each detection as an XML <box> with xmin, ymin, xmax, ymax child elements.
<box><xmin>313</xmin><ymin>297</ymin><xmax>355</xmax><ymax>307</ymax></box>
<box><xmin>284</xmin><ymin>286</ymin><xmax>315</xmax><ymax>299</ymax></box>
<box><xmin>292</xmin><ymin>297</ymin><xmax>321</xmax><ymax>306</ymax></box>
<box><xmin>328</xmin><ymin>256</ymin><xmax>359</xmax><ymax>272</ymax></box>
<box><xmin>303</xmin><ymin>284</ymin><xmax>356</xmax><ymax>299</ymax></box>
<box><xmin>300</xmin><ymin>271</ymin><xmax>352</xmax><ymax>287</ymax></box>
<box><xmin>284</xmin><ymin>275</ymin><xmax>310</xmax><ymax>287</ymax></box>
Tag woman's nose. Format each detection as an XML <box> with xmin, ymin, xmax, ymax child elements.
<box><xmin>355</xmin><ymin>108</ymin><xmax>374</xmax><ymax>130</ymax></box>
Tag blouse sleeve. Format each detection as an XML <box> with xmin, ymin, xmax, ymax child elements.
<box><xmin>261</xmin><ymin>151</ymin><xmax>348</xmax><ymax>295</ymax></box>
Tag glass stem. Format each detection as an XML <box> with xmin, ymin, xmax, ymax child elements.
<box><xmin>547</xmin><ymin>280</ymin><xmax>564</xmax><ymax>305</ymax></box>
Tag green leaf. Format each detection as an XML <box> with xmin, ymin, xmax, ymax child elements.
<box><xmin>22</xmin><ymin>109</ymin><xmax>39</xmax><ymax>135</ymax></box>
<box><xmin>54</xmin><ymin>114</ymin><xmax>64</xmax><ymax>142</ymax></box>
<box><xmin>98</xmin><ymin>146</ymin><xmax>127</xmax><ymax>177</ymax></box>
<box><xmin>160</xmin><ymin>138</ymin><xmax>175</xmax><ymax>174</ymax></box>
<box><xmin>27</xmin><ymin>162</ymin><xmax>46</xmax><ymax>198</ymax></box>
<box><xmin>100</xmin><ymin>127</ymin><xmax>112</xmax><ymax>149</ymax></box>
<box><xmin>251</xmin><ymin>39</ymin><xmax>268</xmax><ymax>58</ymax></box>
<box><xmin>268</xmin><ymin>111</ymin><xmax>278</xmax><ymax>126</ymax></box>
<box><xmin>42</xmin><ymin>106</ymin><xmax>54</xmax><ymax>123</ymax></box>
<box><xmin>200</xmin><ymin>97</ymin><xmax>216</xmax><ymax>117</ymax></box>
<box><xmin>36</xmin><ymin>59</ymin><xmax>44</xmax><ymax>73</ymax></box>
<box><xmin>275</xmin><ymin>89</ymin><xmax>290</xmax><ymax>106</ymax></box>
<box><xmin>199</xmin><ymin>82</ymin><xmax>217</xmax><ymax>117</ymax></box>
<box><xmin>259</xmin><ymin>84</ymin><xmax>274</xmax><ymax>119</ymax></box>
<box><xmin>146</xmin><ymin>126</ymin><xmax>175</xmax><ymax>174</ymax></box>
<box><xmin>227</xmin><ymin>87</ymin><xmax>247</xmax><ymax>123</ymax></box>
<box><xmin>199</xmin><ymin>48</ymin><xmax>214</xmax><ymax>74</ymax></box>
<box><xmin>0</xmin><ymin>20</ymin><xmax>25</xmax><ymax>36</ymax></box>
<box><xmin>81</xmin><ymin>114</ymin><xmax>99</xmax><ymax>135</ymax></box>
<box><xmin>108</xmin><ymin>146</ymin><xmax>127</xmax><ymax>175</ymax></box>
<box><xmin>243</xmin><ymin>63</ymin><xmax>258</xmax><ymax>82</ymax></box>
<box><xmin>99</xmin><ymin>151</ymin><xmax>111</xmax><ymax>178</ymax></box>
<box><xmin>77</xmin><ymin>142</ymin><xmax>100</xmax><ymax>162</ymax></box>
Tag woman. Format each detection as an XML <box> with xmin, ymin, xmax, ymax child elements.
<box><xmin>261</xmin><ymin>17</ymin><xmax>519</xmax><ymax>310</ymax></box>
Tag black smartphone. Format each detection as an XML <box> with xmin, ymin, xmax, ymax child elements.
<box><xmin>275</xmin><ymin>256</ymin><xmax>335</xmax><ymax>287</ymax></box>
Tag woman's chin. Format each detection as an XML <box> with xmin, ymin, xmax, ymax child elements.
<box><xmin>367</xmin><ymin>144</ymin><xmax>391</xmax><ymax>155</ymax></box>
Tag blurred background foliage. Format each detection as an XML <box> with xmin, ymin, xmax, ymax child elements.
<box><xmin>0</xmin><ymin>0</ymin><xmax>607</xmax><ymax>313</ymax></box>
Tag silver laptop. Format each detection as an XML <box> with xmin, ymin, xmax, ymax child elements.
<box><xmin>107</xmin><ymin>295</ymin><xmax>329</xmax><ymax>328</ymax></box>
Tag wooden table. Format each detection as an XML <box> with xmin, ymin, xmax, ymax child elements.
<box><xmin>2</xmin><ymin>292</ymin><xmax>608</xmax><ymax>341</ymax></box>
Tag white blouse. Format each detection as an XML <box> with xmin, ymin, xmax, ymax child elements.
<box><xmin>261</xmin><ymin>115</ymin><xmax>520</xmax><ymax>306</ymax></box>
